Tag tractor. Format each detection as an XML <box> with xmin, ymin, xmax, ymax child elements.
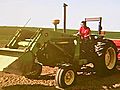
<box><xmin>0</xmin><ymin>17</ymin><xmax>119</xmax><ymax>88</ymax></box>
<box><xmin>54</xmin><ymin>17</ymin><xmax>120</xmax><ymax>88</ymax></box>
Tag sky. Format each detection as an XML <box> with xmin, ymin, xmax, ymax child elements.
<box><xmin>0</xmin><ymin>0</ymin><xmax>120</xmax><ymax>31</ymax></box>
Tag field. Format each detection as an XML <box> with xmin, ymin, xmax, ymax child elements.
<box><xmin>0</xmin><ymin>26</ymin><xmax>120</xmax><ymax>90</ymax></box>
<box><xmin>0</xmin><ymin>26</ymin><xmax>120</xmax><ymax>46</ymax></box>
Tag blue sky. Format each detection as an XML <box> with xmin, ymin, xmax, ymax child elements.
<box><xmin>0</xmin><ymin>0</ymin><xmax>120</xmax><ymax>31</ymax></box>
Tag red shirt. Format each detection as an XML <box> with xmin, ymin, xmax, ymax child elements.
<box><xmin>79</xmin><ymin>26</ymin><xmax>90</xmax><ymax>39</ymax></box>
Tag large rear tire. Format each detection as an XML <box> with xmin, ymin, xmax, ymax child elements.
<box><xmin>95</xmin><ymin>40</ymin><xmax>117</xmax><ymax>76</ymax></box>
<box><xmin>55</xmin><ymin>67</ymin><xmax>76</xmax><ymax>88</ymax></box>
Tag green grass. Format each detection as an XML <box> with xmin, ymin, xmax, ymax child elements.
<box><xmin>0</xmin><ymin>26</ymin><xmax>119</xmax><ymax>47</ymax></box>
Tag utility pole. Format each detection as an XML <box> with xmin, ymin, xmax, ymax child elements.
<box><xmin>63</xmin><ymin>3</ymin><xmax>68</xmax><ymax>33</ymax></box>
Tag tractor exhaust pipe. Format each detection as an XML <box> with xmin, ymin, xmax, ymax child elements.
<box><xmin>63</xmin><ymin>3</ymin><xmax>68</xmax><ymax>33</ymax></box>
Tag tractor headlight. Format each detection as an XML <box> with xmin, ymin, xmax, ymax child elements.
<box><xmin>74</xmin><ymin>40</ymin><xmax>77</xmax><ymax>45</ymax></box>
<box><xmin>94</xmin><ymin>35</ymin><xmax>98</xmax><ymax>39</ymax></box>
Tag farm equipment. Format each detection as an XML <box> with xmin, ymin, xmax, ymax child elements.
<box><xmin>55</xmin><ymin>17</ymin><xmax>120</xmax><ymax>88</ymax></box>
<box><xmin>0</xmin><ymin>17</ymin><xmax>120</xmax><ymax>88</ymax></box>
<box><xmin>0</xmin><ymin>28</ymin><xmax>74</xmax><ymax>75</ymax></box>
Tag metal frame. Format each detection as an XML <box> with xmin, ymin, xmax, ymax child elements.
<box><xmin>85</xmin><ymin>17</ymin><xmax>102</xmax><ymax>35</ymax></box>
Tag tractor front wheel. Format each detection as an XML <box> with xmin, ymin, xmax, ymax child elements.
<box><xmin>55</xmin><ymin>67</ymin><xmax>76</xmax><ymax>88</ymax></box>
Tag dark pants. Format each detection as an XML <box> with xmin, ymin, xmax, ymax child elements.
<box><xmin>80</xmin><ymin>38</ymin><xmax>90</xmax><ymax>59</ymax></box>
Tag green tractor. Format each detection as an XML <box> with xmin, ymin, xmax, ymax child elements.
<box><xmin>0</xmin><ymin>17</ymin><xmax>119</xmax><ymax>88</ymax></box>
<box><xmin>54</xmin><ymin>17</ymin><xmax>118</xmax><ymax>88</ymax></box>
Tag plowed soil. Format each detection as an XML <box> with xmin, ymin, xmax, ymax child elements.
<box><xmin>1</xmin><ymin>66</ymin><xmax>120</xmax><ymax>90</ymax></box>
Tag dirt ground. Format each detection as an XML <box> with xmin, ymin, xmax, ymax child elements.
<box><xmin>0</xmin><ymin>44</ymin><xmax>120</xmax><ymax>89</ymax></box>
<box><xmin>0</xmin><ymin>66</ymin><xmax>120</xmax><ymax>90</ymax></box>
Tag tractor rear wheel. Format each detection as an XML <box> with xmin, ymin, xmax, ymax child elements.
<box><xmin>95</xmin><ymin>40</ymin><xmax>117</xmax><ymax>76</ymax></box>
<box><xmin>55</xmin><ymin>67</ymin><xmax>76</xmax><ymax>88</ymax></box>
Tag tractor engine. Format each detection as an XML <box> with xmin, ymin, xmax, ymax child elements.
<box><xmin>36</xmin><ymin>37</ymin><xmax>76</xmax><ymax>66</ymax></box>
